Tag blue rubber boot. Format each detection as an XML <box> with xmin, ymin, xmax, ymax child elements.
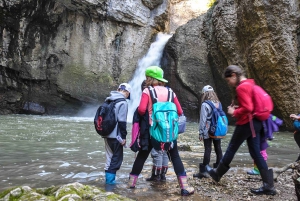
<box><xmin>105</xmin><ymin>172</ymin><xmax>116</xmax><ymax>184</ymax></box>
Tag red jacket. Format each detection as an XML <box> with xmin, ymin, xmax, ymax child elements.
<box><xmin>233</xmin><ymin>79</ymin><xmax>255</xmax><ymax>125</ymax></box>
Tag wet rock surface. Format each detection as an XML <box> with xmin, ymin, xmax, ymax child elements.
<box><xmin>0</xmin><ymin>0</ymin><xmax>207</xmax><ymax>116</ymax></box>
<box><xmin>163</xmin><ymin>0</ymin><xmax>300</xmax><ymax>127</ymax></box>
<box><xmin>0</xmin><ymin>182</ymin><xmax>133</xmax><ymax>201</ymax></box>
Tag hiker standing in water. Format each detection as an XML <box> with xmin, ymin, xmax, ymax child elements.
<box><xmin>127</xmin><ymin>66</ymin><xmax>194</xmax><ymax>196</ymax></box>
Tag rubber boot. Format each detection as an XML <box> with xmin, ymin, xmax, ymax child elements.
<box><xmin>178</xmin><ymin>175</ymin><xmax>194</xmax><ymax>196</ymax></box>
<box><xmin>250</xmin><ymin>169</ymin><xmax>276</xmax><ymax>195</ymax></box>
<box><xmin>146</xmin><ymin>166</ymin><xmax>161</xmax><ymax>181</ymax></box>
<box><xmin>161</xmin><ymin>166</ymin><xmax>168</xmax><ymax>182</ymax></box>
<box><xmin>206</xmin><ymin>162</ymin><xmax>230</xmax><ymax>182</ymax></box>
<box><xmin>193</xmin><ymin>163</ymin><xmax>209</xmax><ymax>178</ymax></box>
<box><xmin>127</xmin><ymin>174</ymin><xmax>138</xmax><ymax>188</ymax></box>
<box><xmin>105</xmin><ymin>172</ymin><xmax>116</xmax><ymax>184</ymax></box>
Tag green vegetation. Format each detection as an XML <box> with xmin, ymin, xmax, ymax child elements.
<box><xmin>207</xmin><ymin>0</ymin><xmax>217</xmax><ymax>8</ymax></box>
<box><xmin>0</xmin><ymin>183</ymin><xmax>133</xmax><ymax>201</ymax></box>
<box><xmin>0</xmin><ymin>188</ymin><xmax>14</xmax><ymax>198</ymax></box>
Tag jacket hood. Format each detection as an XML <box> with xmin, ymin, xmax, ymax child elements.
<box><xmin>105</xmin><ymin>91</ymin><xmax>126</xmax><ymax>101</ymax></box>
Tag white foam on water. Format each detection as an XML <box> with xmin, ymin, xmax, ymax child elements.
<box><xmin>59</xmin><ymin>162</ymin><xmax>71</xmax><ymax>167</ymax></box>
<box><xmin>38</xmin><ymin>172</ymin><xmax>52</xmax><ymax>176</ymax></box>
<box><xmin>73</xmin><ymin>172</ymin><xmax>88</xmax><ymax>179</ymax></box>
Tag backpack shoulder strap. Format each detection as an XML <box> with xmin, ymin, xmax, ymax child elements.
<box><xmin>218</xmin><ymin>102</ymin><xmax>222</xmax><ymax>110</ymax></box>
<box><xmin>204</xmin><ymin>100</ymin><xmax>218</xmax><ymax>120</ymax></box>
<box><xmin>113</xmin><ymin>98</ymin><xmax>126</xmax><ymax>104</ymax></box>
<box><xmin>204</xmin><ymin>100</ymin><xmax>215</xmax><ymax>109</ymax></box>
<box><xmin>167</xmin><ymin>88</ymin><xmax>174</xmax><ymax>102</ymax></box>
<box><xmin>148</xmin><ymin>86</ymin><xmax>158</xmax><ymax>104</ymax></box>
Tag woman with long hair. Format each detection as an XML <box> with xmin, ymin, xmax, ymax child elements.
<box><xmin>206</xmin><ymin>65</ymin><xmax>276</xmax><ymax>195</ymax></box>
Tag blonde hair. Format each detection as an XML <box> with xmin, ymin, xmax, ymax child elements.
<box><xmin>201</xmin><ymin>91</ymin><xmax>220</xmax><ymax>103</ymax></box>
<box><xmin>145</xmin><ymin>76</ymin><xmax>165</xmax><ymax>87</ymax></box>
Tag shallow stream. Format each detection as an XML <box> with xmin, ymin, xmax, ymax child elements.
<box><xmin>0</xmin><ymin>115</ymin><xmax>298</xmax><ymax>200</ymax></box>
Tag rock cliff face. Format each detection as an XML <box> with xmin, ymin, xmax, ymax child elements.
<box><xmin>1</xmin><ymin>0</ymin><xmax>299</xmax><ymax>128</ymax></box>
<box><xmin>163</xmin><ymin>0</ymin><xmax>300</xmax><ymax>127</ymax></box>
<box><xmin>0</xmin><ymin>0</ymin><xmax>207</xmax><ymax>115</ymax></box>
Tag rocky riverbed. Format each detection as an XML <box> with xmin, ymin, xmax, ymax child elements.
<box><xmin>0</xmin><ymin>166</ymin><xmax>296</xmax><ymax>201</ymax></box>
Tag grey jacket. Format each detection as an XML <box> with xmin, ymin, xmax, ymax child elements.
<box><xmin>104</xmin><ymin>91</ymin><xmax>128</xmax><ymax>139</ymax></box>
<box><xmin>198</xmin><ymin>101</ymin><xmax>220</xmax><ymax>139</ymax></box>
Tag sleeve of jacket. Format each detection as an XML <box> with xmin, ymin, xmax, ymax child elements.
<box><xmin>233</xmin><ymin>85</ymin><xmax>253</xmax><ymax>118</ymax></box>
<box><xmin>117</xmin><ymin>101</ymin><xmax>128</xmax><ymax>139</ymax></box>
<box><xmin>138</xmin><ymin>92</ymin><xmax>149</xmax><ymax>116</ymax></box>
<box><xmin>174</xmin><ymin>96</ymin><xmax>183</xmax><ymax>116</ymax></box>
<box><xmin>199</xmin><ymin>103</ymin><xmax>211</xmax><ymax>139</ymax></box>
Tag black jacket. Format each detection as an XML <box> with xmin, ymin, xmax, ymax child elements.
<box><xmin>131</xmin><ymin>108</ymin><xmax>150</xmax><ymax>152</ymax></box>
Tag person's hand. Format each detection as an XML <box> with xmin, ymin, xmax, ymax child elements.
<box><xmin>290</xmin><ymin>114</ymin><xmax>299</xmax><ymax>120</ymax></box>
<box><xmin>199</xmin><ymin>135</ymin><xmax>203</xmax><ymax>141</ymax></box>
<box><xmin>227</xmin><ymin>105</ymin><xmax>235</xmax><ymax>116</ymax></box>
<box><xmin>121</xmin><ymin>139</ymin><xmax>126</xmax><ymax>146</ymax></box>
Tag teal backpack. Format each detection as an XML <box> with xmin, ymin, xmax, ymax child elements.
<box><xmin>148</xmin><ymin>86</ymin><xmax>179</xmax><ymax>144</ymax></box>
<box><xmin>293</xmin><ymin>114</ymin><xmax>300</xmax><ymax>131</ymax></box>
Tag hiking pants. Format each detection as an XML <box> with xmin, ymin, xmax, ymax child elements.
<box><xmin>104</xmin><ymin>138</ymin><xmax>123</xmax><ymax>174</ymax></box>
<box><xmin>131</xmin><ymin>140</ymin><xmax>185</xmax><ymax>175</ymax></box>
<box><xmin>151</xmin><ymin>148</ymin><xmax>169</xmax><ymax>167</ymax></box>
<box><xmin>203</xmin><ymin>138</ymin><xmax>222</xmax><ymax>166</ymax></box>
<box><xmin>221</xmin><ymin>119</ymin><xmax>268</xmax><ymax>171</ymax></box>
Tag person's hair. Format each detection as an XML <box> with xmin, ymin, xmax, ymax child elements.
<box><xmin>145</xmin><ymin>76</ymin><xmax>165</xmax><ymax>87</ymax></box>
<box><xmin>201</xmin><ymin>91</ymin><xmax>220</xmax><ymax>103</ymax></box>
<box><xmin>117</xmin><ymin>88</ymin><xmax>127</xmax><ymax>92</ymax></box>
<box><xmin>141</xmin><ymin>80</ymin><xmax>147</xmax><ymax>91</ymax></box>
<box><xmin>223</xmin><ymin>65</ymin><xmax>245</xmax><ymax>85</ymax></box>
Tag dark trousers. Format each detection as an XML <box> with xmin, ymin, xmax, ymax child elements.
<box><xmin>130</xmin><ymin>140</ymin><xmax>185</xmax><ymax>176</ymax></box>
<box><xmin>104</xmin><ymin>138</ymin><xmax>123</xmax><ymax>174</ymax></box>
<box><xmin>294</xmin><ymin>131</ymin><xmax>300</xmax><ymax>148</ymax></box>
<box><xmin>203</xmin><ymin>138</ymin><xmax>223</xmax><ymax>166</ymax></box>
<box><xmin>221</xmin><ymin>119</ymin><xmax>268</xmax><ymax>171</ymax></box>
<box><xmin>294</xmin><ymin>132</ymin><xmax>300</xmax><ymax>161</ymax></box>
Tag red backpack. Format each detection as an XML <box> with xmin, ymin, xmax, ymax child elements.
<box><xmin>251</xmin><ymin>84</ymin><xmax>273</xmax><ymax>121</ymax></box>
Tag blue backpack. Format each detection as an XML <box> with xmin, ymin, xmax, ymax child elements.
<box><xmin>204</xmin><ymin>100</ymin><xmax>228</xmax><ymax>138</ymax></box>
<box><xmin>148</xmin><ymin>86</ymin><xmax>179</xmax><ymax>143</ymax></box>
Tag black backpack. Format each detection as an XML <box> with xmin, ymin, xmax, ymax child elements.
<box><xmin>94</xmin><ymin>98</ymin><xmax>125</xmax><ymax>137</ymax></box>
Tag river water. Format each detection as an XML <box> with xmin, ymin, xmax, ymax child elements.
<box><xmin>0</xmin><ymin>115</ymin><xmax>298</xmax><ymax>200</ymax></box>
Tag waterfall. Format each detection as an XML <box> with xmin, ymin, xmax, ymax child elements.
<box><xmin>127</xmin><ymin>33</ymin><xmax>172</xmax><ymax>122</ymax></box>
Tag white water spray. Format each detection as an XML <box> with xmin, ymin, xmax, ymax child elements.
<box><xmin>127</xmin><ymin>33</ymin><xmax>172</xmax><ymax>122</ymax></box>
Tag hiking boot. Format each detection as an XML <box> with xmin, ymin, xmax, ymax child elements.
<box><xmin>160</xmin><ymin>166</ymin><xmax>168</xmax><ymax>182</ymax></box>
<box><xmin>178</xmin><ymin>175</ymin><xmax>194</xmax><ymax>196</ymax></box>
<box><xmin>206</xmin><ymin>162</ymin><xmax>230</xmax><ymax>182</ymax></box>
<box><xmin>127</xmin><ymin>174</ymin><xmax>138</xmax><ymax>188</ymax></box>
<box><xmin>146</xmin><ymin>166</ymin><xmax>161</xmax><ymax>181</ymax></box>
<box><xmin>193</xmin><ymin>163</ymin><xmax>209</xmax><ymax>179</ymax></box>
<box><xmin>251</xmin><ymin>169</ymin><xmax>276</xmax><ymax>195</ymax></box>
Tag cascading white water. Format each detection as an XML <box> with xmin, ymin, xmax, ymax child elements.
<box><xmin>127</xmin><ymin>33</ymin><xmax>172</xmax><ymax>122</ymax></box>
